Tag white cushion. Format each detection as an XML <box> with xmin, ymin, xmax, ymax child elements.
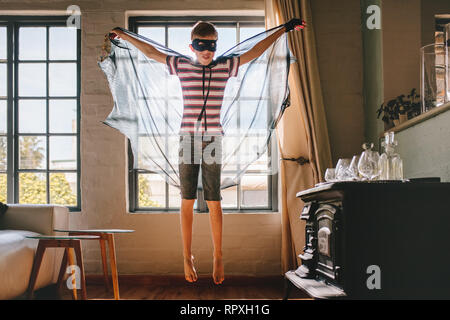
<box><xmin>0</xmin><ymin>230</ymin><xmax>57</xmax><ymax>300</ymax></box>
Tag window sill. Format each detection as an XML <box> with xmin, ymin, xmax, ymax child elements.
<box><xmin>380</xmin><ymin>101</ymin><xmax>450</xmax><ymax>137</ymax></box>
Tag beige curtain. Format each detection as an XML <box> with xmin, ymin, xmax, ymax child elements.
<box><xmin>265</xmin><ymin>0</ymin><xmax>333</xmax><ymax>274</ymax></box>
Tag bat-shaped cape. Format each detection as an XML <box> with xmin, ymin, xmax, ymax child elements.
<box><xmin>98</xmin><ymin>24</ymin><xmax>295</xmax><ymax>191</ymax></box>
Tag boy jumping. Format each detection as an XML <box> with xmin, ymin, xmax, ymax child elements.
<box><xmin>109</xmin><ymin>18</ymin><xmax>305</xmax><ymax>285</ymax></box>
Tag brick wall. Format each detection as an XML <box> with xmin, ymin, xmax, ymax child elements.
<box><xmin>1</xmin><ymin>0</ymin><xmax>286</xmax><ymax>276</ymax></box>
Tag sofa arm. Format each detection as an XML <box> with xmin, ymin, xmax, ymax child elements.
<box><xmin>0</xmin><ymin>204</ymin><xmax>69</xmax><ymax>235</ymax></box>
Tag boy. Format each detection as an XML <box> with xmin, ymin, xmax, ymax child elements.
<box><xmin>109</xmin><ymin>18</ymin><xmax>305</xmax><ymax>285</ymax></box>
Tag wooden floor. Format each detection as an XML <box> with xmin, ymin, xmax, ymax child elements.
<box><xmin>33</xmin><ymin>275</ymin><xmax>311</xmax><ymax>300</ymax></box>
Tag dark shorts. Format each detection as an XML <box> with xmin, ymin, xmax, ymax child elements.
<box><xmin>178</xmin><ymin>134</ymin><xmax>223</xmax><ymax>201</ymax></box>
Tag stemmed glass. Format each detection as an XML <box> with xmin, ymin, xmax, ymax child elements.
<box><xmin>348</xmin><ymin>155</ymin><xmax>360</xmax><ymax>180</ymax></box>
<box><xmin>357</xmin><ymin>143</ymin><xmax>380</xmax><ymax>181</ymax></box>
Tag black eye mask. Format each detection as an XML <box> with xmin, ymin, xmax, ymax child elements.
<box><xmin>192</xmin><ymin>39</ymin><xmax>217</xmax><ymax>52</ymax></box>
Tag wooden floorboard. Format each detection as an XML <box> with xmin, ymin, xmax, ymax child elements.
<box><xmin>33</xmin><ymin>275</ymin><xmax>311</xmax><ymax>300</ymax></box>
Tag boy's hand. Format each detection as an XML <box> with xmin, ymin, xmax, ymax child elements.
<box><xmin>284</xmin><ymin>18</ymin><xmax>306</xmax><ymax>32</ymax></box>
<box><xmin>109</xmin><ymin>27</ymin><xmax>124</xmax><ymax>40</ymax></box>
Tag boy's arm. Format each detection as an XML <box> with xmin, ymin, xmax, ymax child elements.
<box><xmin>110</xmin><ymin>28</ymin><xmax>168</xmax><ymax>64</ymax></box>
<box><xmin>239</xmin><ymin>19</ymin><xmax>305</xmax><ymax>66</ymax></box>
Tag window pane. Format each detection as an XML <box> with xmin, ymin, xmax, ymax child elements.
<box><xmin>49</xmin><ymin>99</ymin><xmax>77</xmax><ymax>133</ymax></box>
<box><xmin>221</xmin><ymin>175</ymin><xmax>237</xmax><ymax>208</ymax></box>
<box><xmin>240</xmin><ymin>27</ymin><xmax>265</xmax><ymax>42</ymax></box>
<box><xmin>49</xmin><ymin>136</ymin><xmax>77</xmax><ymax>170</ymax></box>
<box><xmin>216</xmin><ymin>27</ymin><xmax>236</xmax><ymax>56</ymax></box>
<box><xmin>50</xmin><ymin>172</ymin><xmax>77</xmax><ymax>205</ymax></box>
<box><xmin>240</xmin><ymin>174</ymin><xmax>268</xmax><ymax>207</ymax></box>
<box><xmin>18</xmin><ymin>99</ymin><xmax>46</xmax><ymax>133</ymax></box>
<box><xmin>0</xmin><ymin>63</ymin><xmax>6</xmax><ymax>97</ymax></box>
<box><xmin>0</xmin><ymin>173</ymin><xmax>6</xmax><ymax>202</ymax></box>
<box><xmin>138</xmin><ymin>27</ymin><xmax>166</xmax><ymax>62</ymax></box>
<box><xmin>0</xmin><ymin>136</ymin><xmax>6</xmax><ymax>171</ymax></box>
<box><xmin>168</xmin><ymin>184</ymin><xmax>181</xmax><ymax>208</ymax></box>
<box><xmin>247</xmin><ymin>149</ymin><xmax>269</xmax><ymax>171</ymax></box>
<box><xmin>239</xmin><ymin>62</ymin><xmax>267</xmax><ymax>97</ymax></box>
<box><xmin>49</xmin><ymin>63</ymin><xmax>77</xmax><ymax>96</ymax></box>
<box><xmin>0</xmin><ymin>27</ymin><xmax>6</xmax><ymax>60</ymax></box>
<box><xmin>167</xmin><ymin>135</ymin><xmax>179</xmax><ymax>163</ymax></box>
<box><xmin>19</xmin><ymin>63</ymin><xmax>46</xmax><ymax>96</ymax></box>
<box><xmin>240</xmin><ymin>101</ymin><xmax>268</xmax><ymax>129</ymax></box>
<box><xmin>138</xmin><ymin>27</ymin><xmax>165</xmax><ymax>45</ymax></box>
<box><xmin>222</xmin><ymin>136</ymin><xmax>239</xmax><ymax>171</ymax></box>
<box><xmin>137</xmin><ymin>135</ymin><xmax>173</xmax><ymax>170</ymax></box>
<box><xmin>138</xmin><ymin>173</ymin><xmax>165</xmax><ymax>208</ymax></box>
<box><xmin>241</xmin><ymin>136</ymin><xmax>269</xmax><ymax>171</ymax></box>
<box><xmin>19</xmin><ymin>172</ymin><xmax>47</xmax><ymax>204</ymax></box>
<box><xmin>19</xmin><ymin>136</ymin><xmax>46</xmax><ymax>169</ymax></box>
<box><xmin>168</xmin><ymin>27</ymin><xmax>193</xmax><ymax>58</ymax></box>
<box><xmin>19</xmin><ymin>27</ymin><xmax>46</xmax><ymax>61</ymax></box>
<box><xmin>0</xmin><ymin>100</ymin><xmax>6</xmax><ymax>133</ymax></box>
<box><xmin>49</xmin><ymin>27</ymin><xmax>77</xmax><ymax>60</ymax></box>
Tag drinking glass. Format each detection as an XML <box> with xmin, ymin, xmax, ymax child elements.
<box><xmin>348</xmin><ymin>155</ymin><xmax>360</xmax><ymax>180</ymax></box>
<box><xmin>370</xmin><ymin>151</ymin><xmax>381</xmax><ymax>180</ymax></box>
<box><xmin>335</xmin><ymin>158</ymin><xmax>351</xmax><ymax>181</ymax></box>
<box><xmin>324</xmin><ymin>168</ymin><xmax>336</xmax><ymax>182</ymax></box>
<box><xmin>358</xmin><ymin>143</ymin><xmax>380</xmax><ymax>181</ymax></box>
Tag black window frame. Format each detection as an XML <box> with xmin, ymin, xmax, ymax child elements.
<box><xmin>127</xmin><ymin>15</ymin><xmax>279</xmax><ymax>214</ymax></box>
<box><xmin>0</xmin><ymin>15</ymin><xmax>81</xmax><ymax>211</ymax></box>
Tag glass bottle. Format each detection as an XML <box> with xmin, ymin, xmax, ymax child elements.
<box><xmin>379</xmin><ymin>132</ymin><xmax>403</xmax><ymax>180</ymax></box>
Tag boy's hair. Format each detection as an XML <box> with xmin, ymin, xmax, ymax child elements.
<box><xmin>191</xmin><ymin>21</ymin><xmax>218</xmax><ymax>40</ymax></box>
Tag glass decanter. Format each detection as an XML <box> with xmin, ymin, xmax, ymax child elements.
<box><xmin>357</xmin><ymin>142</ymin><xmax>380</xmax><ymax>181</ymax></box>
<box><xmin>379</xmin><ymin>132</ymin><xmax>403</xmax><ymax>180</ymax></box>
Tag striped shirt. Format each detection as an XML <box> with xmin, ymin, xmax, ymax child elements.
<box><xmin>166</xmin><ymin>55</ymin><xmax>240</xmax><ymax>136</ymax></box>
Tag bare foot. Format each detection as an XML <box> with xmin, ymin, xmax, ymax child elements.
<box><xmin>183</xmin><ymin>255</ymin><xmax>198</xmax><ymax>283</ymax></box>
<box><xmin>213</xmin><ymin>255</ymin><xmax>224</xmax><ymax>285</ymax></box>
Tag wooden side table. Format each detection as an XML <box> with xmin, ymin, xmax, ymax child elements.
<box><xmin>54</xmin><ymin>229</ymin><xmax>134</xmax><ymax>300</ymax></box>
<box><xmin>25</xmin><ymin>235</ymin><xmax>100</xmax><ymax>300</ymax></box>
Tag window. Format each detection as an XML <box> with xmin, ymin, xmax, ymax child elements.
<box><xmin>0</xmin><ymin>16</ymin><xmax>81</xmax><ymax>211</ymax></box>
<box><xmin>128</xmin><ymin>16</ymin><xmax>278</xmax><ymax>213</ymax></box>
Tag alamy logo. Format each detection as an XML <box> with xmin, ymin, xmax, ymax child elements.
<box><xmin>366</xmin><ymin>5</ymin><xmax>381</xmax><ymax>30</ymax></box>
<box><xmin>66</xmin><ymin>265</ymin><xmax>81</xmax><ymax>289</ymax></box>
<box><xmin>366</xmin><ymin>265</ymin><xmax>381</xmax><ymax>290</ymax></box>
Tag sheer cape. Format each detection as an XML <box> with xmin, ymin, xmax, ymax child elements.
<box><xmin>97</xmin><ymin>24</ymin><xmax>295</xmax><ymax>191</ymax></box>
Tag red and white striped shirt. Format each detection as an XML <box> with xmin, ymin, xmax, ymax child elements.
<box><xmin>166</xmin><ymin>55</ymin><xmax>240</xmax><ymax>136</ymax></box>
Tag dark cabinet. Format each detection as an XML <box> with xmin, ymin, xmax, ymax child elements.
<box><xmin>285</xmin><ymin>181</ymin><xmax>450</xmax><ymax>299</ymax></box>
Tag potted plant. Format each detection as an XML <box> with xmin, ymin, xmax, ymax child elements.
<box><xmin>376</xmin><ymin>98</ymin><xmax>397</xmax><ymax>130</ymax></box>
<box><xmin>396</xmin><ymin>95</ymin><xmax>408</xmax><ymax>124</ymax></box>
<box><xmin>405</xmin><ymin>88</ymin><xmax>421</xmax><ymax>120</ymax></box>
<box><xmin>376</xmin><ymin>88</ymin><xmax>421</xmax><ymax>129</ymax></box>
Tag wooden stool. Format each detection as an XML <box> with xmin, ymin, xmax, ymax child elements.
<box><xmin>54</xmin><ymin>229</ymin><xmax>135</xmax><ymax>300</ymax></box>
<box><xmin>25</xmin><ymin>235</ymin><xmax>99</xmax><ymax>300</ymax></box>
